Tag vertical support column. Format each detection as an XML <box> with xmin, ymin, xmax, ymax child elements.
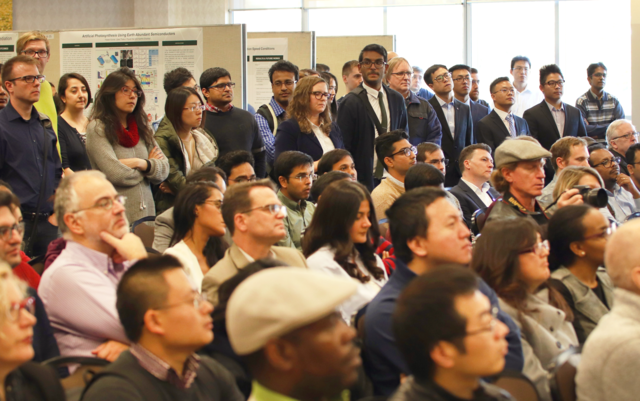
<box><xmin>464</xmin><ymin>0</ymin><xmax>472</xmax><ymax>66</ymax></box>
<box><xmin>383</xmin><ymin>6</ymin><xmax>388</xmax><ymax>35</ymax></box>
<box><xmin>302</xmin><ymin>7</ymin><xmax>309</xmax><ymax>32</ymax></box>
<box><xmin>632</xmin><ymin>0</ymin><xmax>639</xmax><ymax>124</ymax></box>
<box><xmin>554</xmin><ymin>0</ymin><xmax>560</xmax><ymax>65</ymax></box>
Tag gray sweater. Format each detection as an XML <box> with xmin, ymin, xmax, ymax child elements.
<box><xmin>86</xmin><ymin>119</ymin><xmax>169</xmax><ymax>224</ymax></box>
<box><xmin>576</xmin><ymin>288</ymin><xmax>640</xmax><ymax>401</ymax></box>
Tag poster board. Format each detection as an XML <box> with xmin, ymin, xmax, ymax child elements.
<box><xmin>0</xmin><ymin>33</ymin><xmax>18</xmax><ymax>62</ymax></box>
<box><xmin>316</xmin><ymin>35</ymin><xmax>395</xmax><ymax>98</ymax></box>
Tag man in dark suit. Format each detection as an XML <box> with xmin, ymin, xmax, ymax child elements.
<box><xmin>337</xmin><ymin>44</ymin><xmax>408</xmax><ymax>190</ymax></box>
<box><xmin>449</xmin><ymin>64</ymin><xmax>490</xmax><ymax>139</ymax></box>
<box><xmin>523</xmin><ymin>64</ymin><xmax>587</xmax><ymax>151</ymax></box>
<box><xmin>470</xmin><ymin>68</ymin><xmax>491</xmax><ymax>109</ymax></box>
<box><xmin>450</xmin><ymin>144</ymin><xmax>500</xmax><ymax>227</ymax></box>
<box><xmin>425</xmin><ymin>64</ymin><xmax>474</xmax><ymax>187</ymax></box>
<box><xmin>477</xmin><ymin>77</ymin><xmax>531</xmax><ymax>153</ymax></box>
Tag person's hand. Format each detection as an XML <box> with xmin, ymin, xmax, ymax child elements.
<box><xmin>119</xmin><ymin>158</ymin><xmax>146</xmax><ymax>170</ymax></box>
<box><xmin>92</xmin><ymin>340</ymin><xmax>129</xmax><ymax>362</ymax></box>
<box><xmin>100</xmin><ymin>231</ymin><xmax>148</xmax><ymax>263</ymax></box>
<box><xmin>584</xmin><ymin>118</ymin><xmax>590</xmax><ymax>126</ymax></box>
<box><xmin>148</xmin><ymin>146</ymin><xmax>165</xmax><ymax>160</ymax></box>
<box><xmin>382</xmin><ymin>250</ymin><xmax>390</xmax><ymax>260</ymax></box>
<box><xmin>617</xmin><ymin>173</ymin><xmax>640</xmax><ymax>198</ymax></box>
<box><xmin>557</xmin><ymin>188</ymin><xmax>583</xmax><ymax>209</ymax></box>
<box><xmin>159</xmin><ymin>182</ymin><xmax>174</xmax><ymax>195</ymax></box>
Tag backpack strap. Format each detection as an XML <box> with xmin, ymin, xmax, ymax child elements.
<box><xmin>266</xmin><ymin>104</ymin><xmax>279</xmax><ymax>135</ymax></box>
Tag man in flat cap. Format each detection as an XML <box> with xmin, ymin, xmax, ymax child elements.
<box><xmin>483</xmin><ymin>138</ymin><xmax>581</xmax><ymax>226</ymax></box>
<box><xmin>227</xmin><ymin>268</ymin><xmax>362</xmax><ymax>401</ymax></box>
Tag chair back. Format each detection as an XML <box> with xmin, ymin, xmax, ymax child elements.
<box><xmin>43</xmin><ymin>356</ymin><xmax>110</xmax><ymax>401</ymax></box>
<box><xmin>494</xmin><ymin>369</ymin><xmax>540</xmax><ymax>401</ymax></box>
<box><xmin>549</xmin><ymin>346</ymin><xmax>582</xmax><ymax>401</ymax></box>
<box><xmin>131</xmin><ymin>216</ymin><xmax>156</xmax><ymax>249</ymax></box>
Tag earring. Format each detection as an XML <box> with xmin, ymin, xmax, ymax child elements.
<box><xmin>580</xmin><ymin>251</ymin><xmax>585</xmax><ymax>256</ymax></box>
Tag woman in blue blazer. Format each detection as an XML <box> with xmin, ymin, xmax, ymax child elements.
<box><xmin>274</xmin><ymin>76</ymin><xmax>344</xmax><ymax>169</ymax></box>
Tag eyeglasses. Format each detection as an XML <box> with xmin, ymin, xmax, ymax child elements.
<box><xmin>428</xmin><ymin>158</ymin><xmax>449</xmax><ymax>166</ymax></box>
<box><xmin>208</xmin><ymin>82</ymin><xmax>235</xmax><ymax>91</ymax></box>
<box><xmin>204</xmin><ymin>199</ymin><xmax>223</xmax><ymax>210</ymax></box>
<box><xmin>360</xmin><ymin>59</ymin><xmax>386</xmax><ymax>68</ymax></box>
<box><xmin>518</xmin><ymin>240</ymin><xmax>550</xmax><ymax>256</ymax></box>
<box><xmin>612</xmin><ymin>132</ymin><xmax>639</xmax><ymax>141</ymax></box>
<box><xmin>591</xmin><ymin>156</ymin><xmax>621</xmax><ymax>168</ymax></box>
<box><xmin>7</xmin><ymin>75</ymin><xmax>46</xmax><ymax>84</ymax></box>
<box><xmin>545</xmin><ymin>80</ymin><xmax>565</xmax><ymax>87</ymax></box>
<box><xmin>434</xmin><ymin>72</ymin><xmax>452</xmax><ymax>83</ymax></box>
<box><xmin>241</xmin><ymin>204</ymin><xmax>287</xmax><ymax>216</ymax></box>
<box><xmin>184</xmin><ymin>104</ymin><xmax>206</xmax><ymax>112</ymax></box>
<box><xmin>513</xmin><ymin>67</ymin><xmax>529</xmax><ymax>72</ymax></box>
<box><xmin>288</xmin><ymin>173</ymin><xmax>317</xmax><ymax>182</ymax></box>
<box><xmin>21</xmin><ymin>49</ymin><xmax>49</xmax><ymax>58</ymax></box>
<box><xmin>583</xmin><ymin>225</ymin><xmax>616</xmax><ymax>241</ymax></box>
<box><xmin>231</xmin><ymin>175</ymin><xmax>257</xmax><ymax>183</ymax></box>
<box><xmin>273</xmin><ymin>80</ymin><xmax>296</xmax><ymax>87</ymax></box>
<box><xmin>390</xmin><ymin>71</ymin><xmax>412</xmax><ymax>78</ymax></box>
<box><xmin>472</xmin><ymin>79</ymin><xmax>480</xmax><ymax>85</ymax></box>
<box><xmin>7</xmin><ymin>297</ymin><xmax>35</xmax><ymax>322</ymax></box>
<box><xmin>311</xmin><ymin>91</ymin><xmax>330</xmax><ymax>100</ymax></box>
<box><xmin>452</xmin><ymin>76</ymin><xmax>472</xmax><ymax>83</ymax></box>
<box><xmin>493</xmin><ymin>88</ymin><xmax>516</xmax><ymax>95</ymax></box>
<box><xmin>154</xmin><ymin>292</ymin><xmax>209</xmax><ymax>311</ymax></box>
<box><xmin>121</xmin><ymin>86</ymin><xmax>143</xmax><ymax>97</ymax></box>
<box><xmin>72</xmin><ymin>195</ymin><xmax>127</xmax><ymax>213</ymax></box>
<box><xmin>464</xmin><ymin>307</ymin><xmax>499</xmax><ymax>337</ymax></box>
<box><xmin>0</xmin><ymin>222</ymin><xmax>25</xmax><ymax>241</ymax></box>
<box><xmin>592</xmin><ymin>72</ymin><xmax>607</xmax><ymax>78</ymax></box>
<box><xmin>193</xmin><ymin>84</ymin><xmax>201</xmax><ymax>91</ymax></box>
<box><xmin>391</xmin><ymin>146</ymin><xmax>417</xmax><ymax>158</ymax></box>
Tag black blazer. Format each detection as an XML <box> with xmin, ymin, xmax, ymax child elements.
<box><xmin>337</xmin><ymin>83</ymin><xmax>408</xmax><ymax>190</ymax></box>
<box><xmin>477</xmin><ymin>110</ymin><xmax>531</xmax><ymax>153</ymax></box>
<box><xmin>470</xmin><ymin>100</ymin><xmax>490</xmax><ymax>138</ymax></box>
<box><xmin>449</xmin><ymin>180</ymin><xmax>500</xmax><ymax>228</ymax></box>
<box><xmin>274</xmin><ymin>118</ymin><xmax>344</xmax><ymax>163</ymax></box>
<box><xmin>428</xmin><ymin>96</ymin><xmax>474</xmax><ymax>187</ymax></box>
<box><xmin>522</xmin><ymin>100</ymin><xmax>587</xmax><ymax>151</ymax></box>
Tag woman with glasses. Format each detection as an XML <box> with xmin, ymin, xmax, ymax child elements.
<box><xmin>0</xmin><ymin>262</ymin><xmax>65</xmax><ymax>400</ymax></box>
<box><xmin>320</xmin><ymin>71</ymin><xmax>339</xmax><ymax>121</ymax></box>
<box><xmin>86</xmin><ymin>68</ymin><xmax>169</xmax><ymax>224</ymax></box>
<box><xmin>551</xmin><ymin>165</ymin><xmax>617</xmax><ymax>222</ymax></box>
<box><xmin>57</xmin><ymin>73</ymin><xmax>92</xmax><ymax>175</ymax></box>
<box><xmin>548</xmin><ymin>205</ymin><xmax>614</xmax><ymax>344</ymax></box>
<box><xmin>303</xmin><ymin>180</ymin><xmax>387</xmax><ymax>325</ymax></box>
<box><xmin>472</xmin><ymin>218</ymin><xmax>578</xmax><ymax>401</ymax></box>
<box><xmin>154</xmin><ymin>87</ymin><xmax>218</xmax><ymax>215</ymax></box>
<box><xmin>164</xmin><ymin>182</ymin><xmax>227</xmax><ymax>292</ymax></box>
<box><xmin>275</xmin><ymin>76</ymin><xmax>344</xmax><ymax>169</ymax></box>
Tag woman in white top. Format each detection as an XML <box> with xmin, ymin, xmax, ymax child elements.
<box><xmin>304</xmin><ymin>180</ymin><xmax>388</xmax><ymax>324</ymax></box>
<box><xmin>164</xmin><ymin>181</ymin><xmax>227</xmax><ymax>292</ymax></box>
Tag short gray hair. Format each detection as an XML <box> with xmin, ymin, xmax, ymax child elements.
<box><xmin>55</xmin><ymin>170</ymin><xmax>107</xmax><ymax>234</ymax></box>
<box><xmin>605</xmin><ymin>219</ymin><xmax>640</xmax><ymax>291</ymax></box>
<box><xmin>606</xmin><ymin>119</ymin><xmax>635</xmax><ymax>146</ymax></box>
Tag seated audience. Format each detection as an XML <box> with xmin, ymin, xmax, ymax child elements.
<box><xmin>551</xmin><ymin>166</ymin><xmax>615</xmax><ymax>222</ymax></box>
<box><xmin>309</xmin><ymin>170</ymin><xmax>352</xmax><ymax>202</ymax></box>
<box><xmin>82</xmin><ymin>256</ymin><xmax>244</xmax><ymax>401</ymax></box>
<box><xmin>626</xmin><ymin>143</ymin><xmax>640</xmax><ymax>189</ymax></box>
<box><xmin>417</xmin><ymin>141</ymin><xmax>449</xmax><ymax>172</ymax></box>
<box><xmin>215</xmin><ymin>150</ymin><xmax>257</xmax><ymax>186</ymax></box>
<box><xmin>152</xmin><ymin>67</ymin><xmax>201</xmax><ymax>131</ymax></box>
<box><xmin>86</xmin><ymin>67</ymin><xmax>169</xmax><ymax>224</ymax></box>
<box><xmin>201</xmin><ymin>180</ymin><xmax>307</xmax><ymax>305</ymax></box>
<box><xmin>226</xmin><ymin>268</ymin><xmax>361</xmax><ymax>401</ymax></box>
<box><xmin>0</xmin><ymin>262</ymin><xmax>65</xmax><ymax>401</ymax></box>
<box><xmin>57</xmin><ymin>72</ymin><xmax>92</xmax><ymax>175</ymax></box>
<box><xmin>364</xmin><ymin>188</ymin><xmax>523</xmax><ymax>396</ymax></box>
<box><xmin>274</xmin><ymin>151</ymin><xmax>316</xmax><ymax>251</ymax></box>
<box><xmin>392</xmin><ymin>266</ymin><xmax>513</xmax><ymax>401</ymax></box>
<box><xmin>538</xmin><ymin>137</ymin><xmax>590</xmax><ymax>208</ymax></box>
<box><xmin>304</xmin><ymin>180</ymin><xmax>387</xmax><ymax>324</ymax></box>
<box><xmin>154</xmin><ymin>87</ymin><xmax>218</xmax><ymax>215</ymax></box>
<box><xmin>450</xmin><ymin>144</ymin><xmax>499</xmax><ymax>227</ymax></box>
<box><xmin>371</xmin><ymin>130</ymin><xmax>416</xmax><ymax>220</ymax></box>
<box><xmin>576</xmin><ymin>219</ymin><xmax>640</xmax><ymax>401</ymax></box>
<box><xmin>39</xmin><ymin>171</ymin><xmax>148</xmax><ymax>360</ymax></box>
<box><xmin>606</xmin><ymin>119</ymin><xmax>637</xmax><ymax>176</ymax></box>
<box><xmin>320</xmin><ymin>71</ymin><xmax>339</xmax><ymax>121</ymax></box>
<box><xmin>472</xmin><ymin>218</ymin><xmax>578</xmax><ymax>401</ymax></box>
<box><xmin>548</xmin><ymin>205</ymin><xmax>614</xmax><ymax>344</ymax></box>
<box><xmin>404</xmin><ymin>163</ymin><xmax>463</xmax><ymax>214</ymax></box>
<box><xmin>317</xmin><ymin>148</ymin><xmax>358</xmax><ymax>180</ymax></box>
<box><xmin>164</xmin><ymin>182</ymin><xmax>227</xmax><ymax>292</ymax></box>
<box><xmin>275</xmin><ymin>76</ymin><xmax>344</xmax><ymax>165</ymax></box>
<box><xmin>153</xmin><ymin>166</ymin><xmax>227</xmax><ymax>253</ymax></box>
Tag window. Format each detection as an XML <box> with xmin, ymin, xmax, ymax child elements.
<box><xmin>232</xmin><ymin>9</ymin><xmax>303</xmax><ymax>32</ymax></box>
<box><xmin>308</xmin><ymin>8</ymin><xmax>384</xmax><ymax>36</ymax></box>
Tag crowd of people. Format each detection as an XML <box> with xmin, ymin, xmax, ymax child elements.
<box><xmin>0</xmin><ymin>30</ymin><xmax>637</xmax><ymax>401</ymax></box>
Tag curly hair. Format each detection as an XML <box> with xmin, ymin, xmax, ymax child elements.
<box><xmin>287</xmin><ymin>76</ymin><xmax>332</xmax><ymax>136</ymax></box>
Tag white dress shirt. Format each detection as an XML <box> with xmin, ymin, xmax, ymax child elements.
<box><xmin>461</xmin><ymin>178</ymin><xmax>493</xmax><ymax>207</ymax></box>
<box><xmin>364</xmin><ymin>83</ymin><xmax>391</xmax><ymax>171</ymax></box>
<box><xmin>546</xmin><ymin>101</ymin><xmax>566</xmax><ymax>137</ymax></box>
<box><xmin>513</xmin><ymin>86</ymin><xmax>544</xmax><ymax>117</ymax></box>
<box><xmin>493</xmin><ymin>107</ymin><xmax>516</xmax><ymax>134</ymax></box>
<box><xmin>164</xmin><ymin>240</ymin><xmax>204</xmax><ymax>292</ymax></box>
<box><xmin>308</xmin><ymin>120</ymin><xmax>335</xmax><ymax>154</ymax></box>
<box><xmin>609</xmin><ymin>184</ymin><xmax>640</xmax><ymax>222</ymax></box>
<box><xmin>436</xmin><ymin>95</ymin><xmax>456</xmax><ymax>137</ymax></box>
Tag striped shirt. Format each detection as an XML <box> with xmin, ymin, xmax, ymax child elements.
<box><xmin>130</xmin><ymin>343</ymin><xmax>201</xmax><ymax>389</ymax></box>
<box><xmin>255</xmin><ymin>97</ymin><xmax>286</xmax><ymax>166</ymax></box>
<box><xmin>575</xmin><ymin>90</ymin><xmax>625</xmax><ymax>138</ymax></box>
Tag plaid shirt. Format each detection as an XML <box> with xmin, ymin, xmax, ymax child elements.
<box><xmin>255</xmin><ymin>97</ymin><xmax>286</xmax><ymax>166</ymax></box>
<box><xmin>575</xmin><ymin>90</ymin><xmax>625</xmax><ymax>138</ymax></box>
<box><xmin>130</xmin><ymin>343</ymin><xmax>200</xmax><ymax>390</ymax></box>
<box><xmin>205</xmin><ymin>102</ymin><xmax>234</xmax><ymax>113</ymax></box>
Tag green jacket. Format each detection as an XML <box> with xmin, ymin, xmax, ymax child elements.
<box><xmin>154</xmin><ymin>117</ymin><xmax>218</xmax><ymax>214</ymax></box>
<box><xmin>276</xmin><ymin>190</ymin><xmax>315</xmax><ymax>251</ymax></box>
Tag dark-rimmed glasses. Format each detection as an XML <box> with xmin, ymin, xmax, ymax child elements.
<box><xmin>518</xmin><ymin>240</ymin><xmax>549</xmax><ymax>256</ymax></box>
<box><xmin>209</xmin><ymin>82</ymin><xmax>235</xmax><ymax>91</ymax></box>
<box><xmin>545</xmin><ymin>80</ymin><xmax>565</xmax><ymax>87</ymax></box>
<box><xmin>0</xmin><ymin>222</ymin><xmax>24</xmax><ymax>241</ymax></box>
<box><xmin>611</xmin><ymin>132</ymin><xmax>638</xmax><ymax>141</ymax></box>
<box><xmin>121</xmin><ymin>86</ymin><xmax>143</xmax><ymax>97</ymax></box>
<box><xmin>21</xmin><ymin>49</ymin><xmax>49</xmax><ymax>58</ymax></box>
<box><xmin>72</xmin><ymin>195</ymin><xmax>127</xmax><ymax>214</ymax></box>
<box><xmin>311</xmin><ymin>91</ymin><xmax>330</xmax><ymax>100</ymax></box>
<box><xmin>7</xmin><ymin>75</ymin><xmax>45</xmax><ymax>84</ymax></box>
<box><xmin>591</xmin><ymin>156</ymin><xmax>620</xmax><ymax>169</ymax></box>
<box><xmin>391</xmin><ymin>146</ymin><xmax>417</xmax><ymax>158</ymax></box>
<box><xmin>360</xmin><ymin>59</ymin><xmax>386</xmax><ymax>68</ymax></box>
<box><xmin>240</xmin><ymin>204</ymin><xmax>286</xmax><ymax>216</ymax></box>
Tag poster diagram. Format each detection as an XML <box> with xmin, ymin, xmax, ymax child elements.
<box><xmin>0</xmin><ymin>33</ymin><xmax>18</xmax><ymax>64</ymax></box>
<box><xmin>247</xmin><ymin>38</ymin><xmax>288</xmax><ymax>109</ymax></box>
<box><xmin>60</xmin><ymin>28</ymin><xmax>203</xmax><ymax>122</ymax></box>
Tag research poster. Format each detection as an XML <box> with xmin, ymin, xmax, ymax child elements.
<box><xmin>59</xmin><ymin>27</ymin><xmax>203</xmax><ymax>122</ymax></box>
<box><xmin>0</xmin><ymin>33</ymin><xmax>18</xmax><ymax>63</ymax></box>
<box><xmin>247</xmin><ymin>38</ymin><xmax>288</xmax><ymax>108</ymax></box>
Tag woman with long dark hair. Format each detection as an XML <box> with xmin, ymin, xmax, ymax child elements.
<box><xmin>164</xmin><ymin>181</ymin><xmax>227</xmax><ymax>292</ymax></box>
<box><xmin>548</xmin><ymin>205</ymin><xmax>614</xmax><ymax>344</ymax></box>
<box><xmin>86</xmin><ymin>68</ymin><xmax>169</xmax><ymax>224</ymax></box>
<box><xmin>303</xmin><ymin>180</ymin><xmax>387</xmax><ymax>324</ymax></box>
<box><xmin>320</xmin><ymin>71</ymin><xmax>339</xmax><ymax>121</ymax></box>
<box><xmin>57</xmin><ymin>72</ymin><xmax>92</xmax><ymax>175</ymax></box>
<box><xmin>472</xmin><ymin>218</ymin><xmax>578</xmax><ymax>401</ymax></box>
<box><xmin>154</xmin><ymin>87</ymin><xmax>218</xmax><ymax>215</ymax></box>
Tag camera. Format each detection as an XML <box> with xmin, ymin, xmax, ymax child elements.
<box><xmin>573</xmin><ymin>185</ymin><xmax>608</xmax><ymax>208</ymax></box>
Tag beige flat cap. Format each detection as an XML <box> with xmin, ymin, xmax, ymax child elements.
<box><xmin>227</xmin><ymin>267</ymin><xmax>358</xmax><ymax>355</ymax></box>
<box><xmin>495</xmin><ymin>138</ymin><xmax>551</xmax><ymax>168</ymax></box>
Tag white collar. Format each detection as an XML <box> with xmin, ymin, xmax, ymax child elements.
<box><xmin>386</xmin><ymin>173</ymin><xmax>405</xmax><ymax>189</ymax></box>
<box><xmin>364</xmin><ymin>83</ymin><xmax>384</xmax><ymax>99</ymax></box>
<box><xmin>545</xmin><ymin>100</ymin><xmax>565</xmax><ymax>112</ymax></box>
<box><xmin>461</xmin><ymin>178</ymin><xmax>490</xmax><ymax>193</ymax></box>
<box><xmin>493</xmin><ymin>107</ymin><xmax>512</xmax><ymax>121</ymax></box>
<box><xmin>238</xmin><ymin>246</ymin><xmax>275</xmax><ymax>263</ymax></box>
<box><xmin>436</xmin><ymin>95</ymin><xmax>454</xmax><ymax>107</ymax></box>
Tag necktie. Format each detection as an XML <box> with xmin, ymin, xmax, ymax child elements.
<box><xmin>506</xmin><ymin>114</ymin><xmax>517</xmax><ymax>137</ymax></box>
<box><xmin>374</xmin><ymin>92</ymin><xmax>388</xmax><ymax>179</ymax></box>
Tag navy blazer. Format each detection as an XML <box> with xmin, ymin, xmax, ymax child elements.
<box><xmin>523</xmin><ymin>100</ymin><xmax>587</xmax><ymax>151</ymax></box>
<box><xmin>477</xmin><ymin>109</ymin><xmax>531</xmax><ymax>153</ymax></box>
<box><xmin>470</xmin><ymin>100</ymin><xmax>491</xmax><ymax>138</ymax></box>
<box><xmin>406</xmin><ymin>91</ymin><xmax>442</xmax><ymax>146</ymax></box>
<box><xmin>274</xmin><ymin>118</ymin><xmax>344</xmax><ymax>163</ymax></box>
<box><xmin>449</xmin><ymin>180</ymin><xmax>500</xmax><ymax>228</ymax></box>
<box><xmin>428</xmin><ymin>96</ymin><xmax>474</xmax><ymax>187</ymax></box>
<box><xmin>337</xmin><ymin>84</ymin><xmax>409</xmax><ymax>191</ymax></box>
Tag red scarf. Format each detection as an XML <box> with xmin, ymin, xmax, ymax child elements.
<box><xmin>117</xmin><ymin>115</ymin><xmax>140</xmax><ymax>148</ymax></box>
